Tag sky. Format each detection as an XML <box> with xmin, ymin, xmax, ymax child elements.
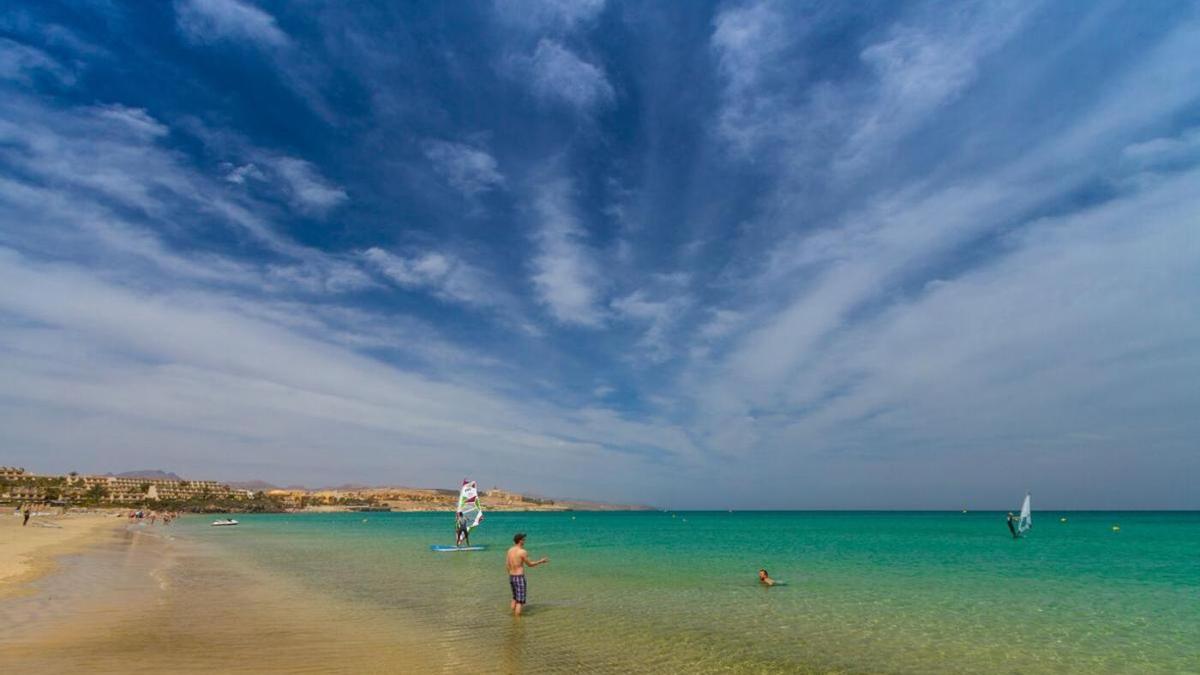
<box><xmin>1</xmin><ymin>0</ymin><xmax>1197</xmax><ymax>509</ymax></box>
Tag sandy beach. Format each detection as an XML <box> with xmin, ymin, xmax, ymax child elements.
<box><xmin>0</xmin><ymin>510</ymin><xmax>123</xmax><ymax>596</ymax></box>
<box><xmin>0</xmin><ymin>514</ymin><xmax>445</xmax><ymax>673</ymax></box>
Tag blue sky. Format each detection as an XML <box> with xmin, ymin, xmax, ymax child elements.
<box><xmin>1</xmin><ymin>0</ymin><xmax>1197</xmax><ymax>508</ymax></box>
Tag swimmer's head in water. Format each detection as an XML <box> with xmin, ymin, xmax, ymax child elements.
<box><xmin>758</xmin><ymin>569</ymin><xmax>769</xmax><ymax>579</ymax></box>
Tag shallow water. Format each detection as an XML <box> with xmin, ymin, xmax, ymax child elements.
<box><xmin>2</xmin><ymin>512</ymin><xmax>1196</xmax><ymax>673</ymax></box>
<box><xmin>173</xmin><ymin>511</ymin><xmax>1199</xmax><ymax>673</ymax></box>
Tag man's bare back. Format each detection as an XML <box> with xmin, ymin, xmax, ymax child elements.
<box><xmin>506</xmin><ymin>533</ymin><xmax>547</xmax><ymax>616</ymax></box>
<box><xmin>506</xmin><ymin>544</ymin><xmax>542</xmax><ymax>575</ymax></box>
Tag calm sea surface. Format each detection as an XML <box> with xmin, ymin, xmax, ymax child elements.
<box><xmin>164</xmin><ymin>511</ymin><xmax>1200</xmax><ymax>673</ymax></box>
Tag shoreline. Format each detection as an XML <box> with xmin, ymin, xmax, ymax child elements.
<box><xmin>0</xmin><ymin>509</ymin><xmax>124</xmax><ymax>598</ymax></box>
<box><xmin>0</xmin><ymin>513</ymin><xmax>448</xmax><ymax>672</ymax></box>
<box><xmin>3</xmin><ymin>511</ymin><xmax>1195</xmax><ymax>672</ymax></box>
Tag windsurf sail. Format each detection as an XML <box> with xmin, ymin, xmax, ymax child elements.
<box><xmin>456</xmin><ymin>480</ymin><xmax>484</xmax><ymax>532</ymax></box>
<box><xmin>1017</xmin><ymin>492</ymin><xmax>1032</xmax><ymax>536</ymax></box>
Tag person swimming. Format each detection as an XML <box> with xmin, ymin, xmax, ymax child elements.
<box><xmin>758</xmin><ymin>569</ymin><xmax>776</xmax><ymax>586</ymax></box>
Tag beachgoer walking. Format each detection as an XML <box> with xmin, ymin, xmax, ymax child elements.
<box><xmin>22</xmin><ymin>504</ymin><xmax>31</xmax><ymax>526</ymax></box>
<box><xmin>758</xmin><ymin>569</ymin><xmax>776</xmax><ymax>586</ymax></box>
<box><xmin>506</xmin><ymin>533</ymin><xmax>548</xmax><ymax>617</ymax></box>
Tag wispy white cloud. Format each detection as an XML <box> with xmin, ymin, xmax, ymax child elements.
<box><xmin>711</xmin><ymin>0</ymin><xmax>1031</xmax><ymax>175</ymax></box>
<box><xmin>92</xmin><ymin>103</ymin><xmax>170</xmax><ymax>138</ymax></box>
<box><xmin>362</xmin><ymin>247</ymin><xmax>497</xmax><ymax>308</ymax></box>
<box><xmin>0</xmin><ymin>37</ymin><xmax>75</xmax><ymax>86</ymax></box>
<box><xmin>710</xmin><ymin>0</ymin><xmax>791</xmax><ymax>153</ymax></box>
<box><xmin>422</xmin><ymin>140</ymin><xmax>505</xmax><ymax>196</ymax></box>
<box><xmin>0</xmin><ymin>91</ymin><xmax>358</xmax><ymax>295</ymax></box>
<box><xmin>835</xmin><ymin>1</ymin><xmax>1032</xmax><ymax>174</ymax></box>
<box><xmin>669</xmin><ymin>12</ymin><xmax>1200</xmax><ymax>507</ymax></box>
<box><xmin>611</xmin><ymin>274</ymin><xmax>692</xmax><ymax>362</ymax></box>
<box><xmin>0</xmin><ymin>247</ymin><xmax>696</xmax><ymax>498</ymax></box>
<box><xmin>520</xmin><ymin>39</ymin><xmax>614</xmax><ymax>112</ymax></box>
<box><xmin>269</xmin><ymin>157</ymin><xmax>348</xmax><ymax>214</ymax></box>
<box><xmin>492</xmin><ymin>0</ymin><xmax>606</xmax><ymax>32</ymax></box>
<box><xmin>3</xmin><ymin>1</ymin><xmax>1199</xmax><ymax>508</ymax></box>
<box><xmin>222</xmin><ymin>162</ymin><xmax>265</xmax><ymax>184</ymax></box>
<box><xmin>175</xmin><ymin>0</ymin><xmax>290</xmax><ymax>48</ymax></box>
<box><xmin>528</xmin><ymin>176</ymin><xmax>607</xmax><ymax>327</ymax></box>
<box><xmin>266</xmin><ymin>259</ymin><xmax>376</xmax><ymax>294</ymax></box>
<box><xmin>1121</xmin><ymin>127</ymin><xmax>1200</xmax><ymax>168</ymax></box>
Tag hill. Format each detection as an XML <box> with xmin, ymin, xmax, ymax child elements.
<box><xmin>110</xmin><ymin>470</ymin><xmax>185</xmax><ymax>481</ymax></box>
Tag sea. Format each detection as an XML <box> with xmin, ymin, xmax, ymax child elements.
<box><xmin>4</xmin><ymin>511</ymin><xmax>1198</xmax><ymax>673</ymax></box>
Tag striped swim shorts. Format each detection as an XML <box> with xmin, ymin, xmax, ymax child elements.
<box><xmin>509</xmin><ymin>574</ymin><xmax>527</xmax><ymax>604</ymax></box>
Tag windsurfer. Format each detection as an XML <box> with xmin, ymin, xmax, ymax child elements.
<box><xmin>455</xmin><ymin>510</ymin><xmax>470</xmax><ymax>547</ymax></box>
<box><xmin>506</xmin><ymin>532</ymin><xmax>548</xmax><ymax>616</ymax></box>
<box><xmin>1006</xmin><ymin>512</ymin><xmax>1018</xmax><ymax>538</ymax></box>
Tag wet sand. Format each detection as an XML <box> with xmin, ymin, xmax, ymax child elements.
<box><xmin>0</xmin><ymin>518</ymin><xmax>443</xmax><ymax>673</ymax></box>
<box><xmin>0</xmin><ymin>510</ymin><xmax>123</xmax><ymax>596</ymax></box>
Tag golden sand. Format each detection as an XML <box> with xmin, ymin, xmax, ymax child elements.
<box><xmin>0</xmin><ymin>516</ymin><xmax>443</xmax><ymax>673</ymax></box>
<box><xmin>0</xmin><ymin>509</ymin><xmax>123</xmax><ymax>596</ymax></box>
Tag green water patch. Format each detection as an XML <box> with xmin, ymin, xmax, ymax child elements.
<box><xmin>176</xmin><ymin>511</ymin><xmax>1200</xmax><ymax>673</ymax></box>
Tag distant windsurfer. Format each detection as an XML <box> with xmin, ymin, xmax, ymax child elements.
<box><xmin>1006</xmin><ymin>512</ymin><xmax>1018</xmax><ymax>538</ymax></box>
<box><xmin>455</xmin><ymin>510</ymin><xmax>470</xmax><ymax>547</ymax></box>
<box><xmin>506</xmin><ymin>532</ymin><xmax>548</xmax><ymax>616</ymax></box>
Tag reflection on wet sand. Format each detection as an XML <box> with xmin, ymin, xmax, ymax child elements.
<box><xmin>0</xmin><ymin>527</ymin><xmax>440</xmax><ymax>673</ymax></box>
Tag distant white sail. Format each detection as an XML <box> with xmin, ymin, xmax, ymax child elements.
<box><xmin>1017</xmin><ymin>492</ymin><xmax>1032</xmax><ymax>535</ymax></box>
<box><xmin>457</xmin><ymin>480</ymin><xmax>484</xmax><ymax>531</ymax></box>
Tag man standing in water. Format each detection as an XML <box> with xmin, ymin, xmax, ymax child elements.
<box><xmin>506</xmin><ymin>532</ymin><xmax>548</xmax><ymax>616</ymax></box>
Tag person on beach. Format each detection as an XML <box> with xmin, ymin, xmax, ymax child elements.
<box><xmin>758</xmin><ymin>569</ymin><xmax>776</xmax><ymax>586</ymax></box>
<box><xmin>22</xmin><ymin>504</ymin><xmax>31</xmax><ymax>526</ymax></box>
<box><xmin>1006</xmin><ymin>512</ymin><xmax>1018</xmax><ymax>539</ymax></box>
<box><xmin>506</xmin><ymin>533</ymin><xmax>548</xmax><ymax>616</ymax></box>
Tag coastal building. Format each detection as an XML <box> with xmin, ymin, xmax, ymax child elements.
<box><xmin>0</xmin><ymin>469</ymin><xmax>244</xmax><ymax>505</ymax></box>
<box><xmin>6</xmin><ymin>485</ymin><xmax>45</xmax><ymax>502</ymax></box>
<box><xmin>68</xmin><ymin>475</ymin><xmax>237</xmax><ymax>502</ymax></box>
<box><xmin>266</xmin><ymin>489</ymin><xmax>307</xmax><ymax>508</ymax></box>
<box><xmin>486</xmin><ymin>487</ymin><xmax>521</xmax><ymax>501</ymax></box>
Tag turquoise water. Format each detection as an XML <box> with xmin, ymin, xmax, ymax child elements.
<box><xmin>178</xmin><ymin>511</ymin><xmax>1200</xmax><ymax>673</ymax></box>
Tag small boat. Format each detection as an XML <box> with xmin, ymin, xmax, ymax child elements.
<box><xmin>211</xmin><ymin>519</ymin><xmax>240</xmax><ymax>527</ymax></box>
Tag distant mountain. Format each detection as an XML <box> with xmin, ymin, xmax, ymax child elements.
<box><xmin>110</xmin><ymin>469</ymin><xmax>185</xmax><ymax>481</ymax></box>
<box><xmin>227</xmin><ymin>480</ymin><xmax>279</xmax><ymax>492</ymax></box>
